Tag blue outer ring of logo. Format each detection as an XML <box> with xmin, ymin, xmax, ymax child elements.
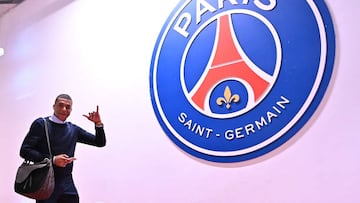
<box><xmin>149</xmin><ymin>0</ymin><xmax>336</xmax><ymax>163</ymax></box>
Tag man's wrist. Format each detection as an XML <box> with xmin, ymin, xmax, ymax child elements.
<box><xmin>95</xmin><ymin>121</ymin><xmax>103</xmax><ymax>127</ymax></box>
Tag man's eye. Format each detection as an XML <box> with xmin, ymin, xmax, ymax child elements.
<box><xmin>58</xmin><ymin>103</ymin><xmax>71</xmax><ymax>110</ymax></box>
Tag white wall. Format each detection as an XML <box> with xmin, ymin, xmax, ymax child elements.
<box><xmin>1</xmin><ymin>0</ymin><xmax>359</xmax><ymax>202</ymax></box>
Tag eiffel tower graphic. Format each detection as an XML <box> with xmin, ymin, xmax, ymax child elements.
<box><xmin>189</xmin><ymin>14</ymin><xmax>272</xmax><ymax>112</ymax></box>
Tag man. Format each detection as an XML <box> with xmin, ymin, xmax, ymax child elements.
<box><xmin>20</xmin><ymin>94</ymin><xmax>106</xmax><ymax>203</ymax></box>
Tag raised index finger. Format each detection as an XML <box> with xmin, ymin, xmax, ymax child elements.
<box><xmin>96</xmin><ymin>105</ymin><xmax>99</xmax><ymax>113</ymax></box>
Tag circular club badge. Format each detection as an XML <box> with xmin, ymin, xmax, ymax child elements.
<box><xmin>150</xmin><ymin>0</ymin><xmax>335</xmax><ymax>163</ymax></box>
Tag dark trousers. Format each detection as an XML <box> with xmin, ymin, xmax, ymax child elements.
<box><xmin>36</xmin><ymin>194</ymin><xmax>79</xmax><ymax>203</ymax></box>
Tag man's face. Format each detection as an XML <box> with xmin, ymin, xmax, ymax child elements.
<box><xmin>53</xmin><ymin>98</ymin><xmax>72</xmax><ymax>121</ymax></box>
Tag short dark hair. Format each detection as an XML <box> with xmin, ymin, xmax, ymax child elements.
<box><xmin>55</xmin><ymin>94</ymin><xmax>72</xmax><ymax>103</ymax></box>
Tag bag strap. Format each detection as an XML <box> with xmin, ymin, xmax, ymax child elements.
<box><xmin>42</xmin><ymin>118</ymin><xmax>53</xmax><ymax>158</ymax></box>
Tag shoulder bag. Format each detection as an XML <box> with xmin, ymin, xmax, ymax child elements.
<box><xmin>14</xmin><ymin>118</ymin><xmax>55</xmax><ymax>200</ymax></box>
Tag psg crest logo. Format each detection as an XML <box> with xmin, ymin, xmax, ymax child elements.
<box><xmin>149</xmin><ymin>0</ymin><xmax>336</xmax><ymax>163</ymax></box>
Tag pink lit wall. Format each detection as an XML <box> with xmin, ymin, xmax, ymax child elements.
<box><xmin>1</xmin><ymin>0</ymin><xmax>359</xmax><ymax>202</ymax></box>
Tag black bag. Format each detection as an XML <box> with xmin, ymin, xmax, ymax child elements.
<box><xmin>14</xmin><ymin>158</ymin><xmax>55</xmax><ymax>200</ymax></box>
<box><xmin>15</xmin><ymin>118</ymin><xmax>55</xmax><ymax>200</ymax></box>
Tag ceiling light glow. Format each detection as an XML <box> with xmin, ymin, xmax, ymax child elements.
<box><xmin>0</xmin><ymin>48</ymin><xmax>4</xmax><ymax>56</ymax></box>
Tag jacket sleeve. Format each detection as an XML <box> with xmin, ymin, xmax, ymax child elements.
<box><xmin>77</xmin><ymin>125</ymin><xmax>106</xmax><ymax>147</ymax></box>
<box><xmin>20</xmin><ymin>118</ymin><xmax>49</xmax><ymax>162</ymax></box>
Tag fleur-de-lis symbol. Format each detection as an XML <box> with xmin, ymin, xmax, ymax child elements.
<box><xmin>216</xmin><ymin>86</ymin><xmax>240</xmax><ymax>109</ymax></box>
